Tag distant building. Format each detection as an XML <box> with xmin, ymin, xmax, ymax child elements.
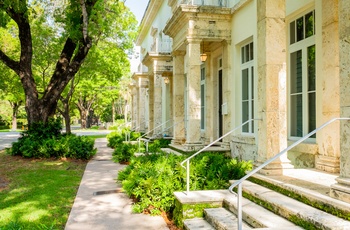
<box><xmin>129</xmin><ymin>0</ymin><xmax>350</xmax><ymax>202</ymax></box>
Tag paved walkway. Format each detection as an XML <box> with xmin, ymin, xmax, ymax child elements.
<box><xmin>65</xmin><ymin>138</ymin><xmax>169</xmax><ymax>230</ymax></box>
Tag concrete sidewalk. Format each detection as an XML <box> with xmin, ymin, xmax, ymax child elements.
<box><xmin>65</xmin><ymin>138</ymin><xmax>169</xmax><ymax>230</ymax></box>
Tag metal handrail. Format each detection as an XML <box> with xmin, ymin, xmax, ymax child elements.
<box><xmin>153</xmin><ymin>119</ymin><xmax>184</xmax><ymax>138</ymax></box>
<box><xmin>229</xmin><ymin>117</ymin><xmax>350</xmax><ymax>230</ymax></box>
<box><xmin>137</xmin><ymin>119</ymin><xmax>172</xmax><ymax>153</ymax></box>
<box><xmin>181</xmin><ymin>118</ymin><xmax>262</xmax><ymax>194</ymax></box>
<box><xmin>126</xmin><ymin>121</ymin><xmax>148</xmax><ymax>141</ymax></box>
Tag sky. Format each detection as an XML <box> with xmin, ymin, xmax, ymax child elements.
<box><xmin>124</xmin><ymin>0</ymin><xmax>149</xmax><ymax>25</ymax></box>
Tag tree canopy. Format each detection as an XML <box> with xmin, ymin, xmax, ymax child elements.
<box><xmin>0</xmin><ymin>0</ymin><xmax>137</xmax><ymax>126</ymax></box>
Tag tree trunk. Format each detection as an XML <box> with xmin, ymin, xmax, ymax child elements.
<box><xmin>80</xmin><ymin>109</ymin><xmax>89</xmax><ymax>129</ymax></box>
<box><xmin>0</xmin><ymin>2</ymin><xmax>96</xmax><ymax>128</ymax></box>
<box><xmin>64</xmin><ymin>112</ymin><xmax>71</xmax><ymax>134</ymax></box>
<box><xmin>10</xmin><ymin>102</ymin><xmax>21</xmax><ymax>131</ymax></box>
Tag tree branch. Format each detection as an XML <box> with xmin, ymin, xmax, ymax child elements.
<box><xmin>0</xmin><ymin>50</ymin><xmax>20</xmax><ymax>74</ymax></box>
<box><xmin>80</xmin><ymin>0</ymin><xmax>89</xmax><ymax>43</ymax></box>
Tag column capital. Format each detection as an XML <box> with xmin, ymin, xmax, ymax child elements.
<box><xmin>186</xmin><ymin>37</ymin><xmax>202</xmax><ymax>44</ymax></box>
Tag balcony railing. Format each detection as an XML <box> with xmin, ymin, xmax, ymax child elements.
<box><xmin>150</xmin><ymin>38</ymin><xmax>172</xmax><ymax>54</ymax></box>
<box><xmin>180</xmin><ymin>0</ymin><xmax>228</xmax><ymax>7</ymax></box>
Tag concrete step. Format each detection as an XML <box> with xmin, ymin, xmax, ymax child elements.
<box><xmin>241</xmin><ymin>180</ymin><xmax>350</xmax><ymax>229</ymax></box>
<box><xmin>160</xmin><ymin>148</ymin><xmax>183</xmax><ymax>156</ymax></box>
<box><xmin>223</xmin><ymin>194</ymin><xmax>302</xmax><ymax>229</ymax></box>
<box><xmin>250</xmin><ymin>171</ymin><xmax>350</xmax><ymax>218</ymax></box>
<box><xmin>184</xmin><ymin>218</ymin><xmax>215</xmax><ymax>230</ymax></box>
<box><xmin>204</xmin><ymin>207</ymin><xmax>253</xmax><ymax>230</ymax></box>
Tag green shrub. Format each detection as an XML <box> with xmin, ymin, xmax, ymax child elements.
<box><xmin>8</xmin><ymin>118</ymin><xmax>96</xmax><ymax>159</ymax></box>
<box><xmin>64</xmin><ymin>135</ymin><xmax>97</xmax><ymax>159</ymax></box>
<box><xmin>147</xmin><ymin>139</ymin><xmax>171</xmax><ymax>153</ymax></box>
<box><xmin>112</xmin><ymin>142</ymin><xmax>138</xmax><ymax>163</ymax></box>
<box><xmin>107</xmin><ymin>129</ymin><xmax>141</xmax><ymax>148</ymax></box>
<box><xmin>118</xmin><ymin>152</ymin><xmax>252</xmax><ymax>215</ymax></box>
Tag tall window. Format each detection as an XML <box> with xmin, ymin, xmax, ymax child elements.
<box><xmin>289</xmin><ymin>10</ymin><xmax>316</xmax><ymax>138</ymax></box>
<box><xmin>200</xmin><ymin>66</ymin><xmax>206</xmax><ymax>130</ymax></box>
<box><xmin>241</xmin><ymin>42</ymin><xmax>254</xmax><ymax>134</ymax></box>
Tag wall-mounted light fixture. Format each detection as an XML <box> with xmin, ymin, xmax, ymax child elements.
<box><xmin>164</xmin><ymin>77</ymin><xmax>170</xmax><ymax>84</ymax></box>
<box><xmin>200</xmin><ymin>41</ymin><xmax>207</xmax><ymax>62</ymax></box>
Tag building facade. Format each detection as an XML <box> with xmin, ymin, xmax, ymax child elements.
<box><xmin>130</xmin><ymin>0</ymin><xmax>350</xmax><ymax>202</ymax></box>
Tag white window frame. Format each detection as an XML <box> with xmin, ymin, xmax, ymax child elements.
<box><xmin>288</xmin><ymin>10</ymin><xmax>316</xmax><ymax>141</ymax></box>
<box><xmin>241</xmin><ymin>41</ymin><xmax>254</xmax><ymax>135</ymax></box>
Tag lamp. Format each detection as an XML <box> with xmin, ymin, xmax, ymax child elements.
<box><xmin>164</xmin><ymin>77</ymin><xmax>170</xmax><ymax>84</ymax></box>
<box><xmin>200</xmin><ymin>41</ymin><xmax>207</xmax><ymax>62</ymax></box>
<box><xmin>200</xmin><ymin>53</ymin><xmax>208</xmax><ymax>62</ymax></box>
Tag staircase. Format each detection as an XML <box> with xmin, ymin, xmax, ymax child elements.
<box><xmin>175</xmin><ymin>168</ymin><xmax>350</xmax><ymax>230</ymax></box>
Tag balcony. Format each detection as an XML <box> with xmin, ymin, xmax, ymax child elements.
<box><xmin>150</xmin><ymin>38</ymin><xmax>172</xmax><ymax>54</ymax></box>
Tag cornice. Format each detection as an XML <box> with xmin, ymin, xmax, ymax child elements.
<box><xmin>136</xmin><ymin>0</ymin><xmax>163</xmax><ymax>45</ymax></box>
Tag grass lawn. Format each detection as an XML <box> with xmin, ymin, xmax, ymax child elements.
<box><xmin>0</xmin><ymin>150</ymin><xmax>88</xmax><ymax>229</ymax></box>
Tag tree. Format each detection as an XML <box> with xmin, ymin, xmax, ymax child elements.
<box><xmin>73</xmin><ymin>43</ymin><xmax>124</xmax><ymax>129</ymax></box>
<box><xmin>0</xmin><ymin>0</ymin><xmax>136</xmax><ymax>127</ymax></box>
<box><xmin>0</xmin><ymin>22</ymin><xmax>25</xmax><ymax>130</ymax></box>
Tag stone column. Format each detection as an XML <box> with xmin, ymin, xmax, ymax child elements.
<box><xmin>330</xmin><ymin>0</ymin><xmax>350</xmax><ymax>202</ymax></box>
<box><xmin>257</xmin><ymin>0</ymin><xmax>292</xmax><ymax>175</ymax></box>
<box><xmin>138</xmin><ymin>77</ymin><xmax>148</xmax><ymax>133</ymax></box>
<box><xmin>172</xmin><ymin>51</ymin><xmax>186</xmax><ymax>144</ymax></box>
<box><xmin>184</xmin><ymin>39</ymin><xmax>202</xmax><ymax>150</ymax></box>
<box><xmin>148</xmin><ymin>74</ymin><xmax>154</xmax><ymax>135</ymax></box>
<box><xmin>222</xmin><ymin>40</ymin><xmax>232</xmax><ymax>141</ymax></box>
<box><xmin>153</xmin><ymin>73</ymin><xmax>163</xmax><ymax>137</ymax></box>
<box><xmin>316</xmin><ymin>0</ymin><xmax>341</xmax><ymax>173</ymax></box>
<box><xmin>132</xmin><ymin>86</ymin><xmax>138</xmax><ymax>130</ymax></box>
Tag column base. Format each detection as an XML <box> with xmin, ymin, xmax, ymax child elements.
<box><xmin>330</xmin><ymin>177</ymin><xmax>350</xmax><ymax>203</ymax></box>
<box><xmin>183</xmin><ymin>142</ymin><xmax>204</xmax><ymax>151</ymax></box>
<box><xmin>171</xmin><ymin>138</ymin><xmax>186</xmax><ymax>145</ymax></box>
<box><xmin>315</xmin><ymin>155</ymin><xmax>340</xmax><ymax>173</ymax></box>
<box><xmin>256</xmin><ymin>162</ymin><xmax>294</xmax><ymax>176</ymax></box>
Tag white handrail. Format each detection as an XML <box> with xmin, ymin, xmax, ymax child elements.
<box><xmin>153</xmin><ymin>119</ymin><xmax>184</xmax><ymax>138</ymax></box>
<box><xmin>137</xmin><ymin>119</ymin><xmax>172</xmax><ymax>153</ymax></box>
<box><xmin>181</xmin><ymin>118</ymin><xmax>262</xmax><ymax>194</ymax></box>
<box><xmin>229</xmin><ymin>117</ymin><xmax>350</xmax><ymax>230</ymax></box>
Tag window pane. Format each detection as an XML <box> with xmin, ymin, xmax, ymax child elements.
<box><xmin>251</xmin><ymin>99</ymin><xmax>254</xmax><ymax>132</ymax></box>
<box><xmin>291</xmin><ymin>94</ymin><xmax>303</xmax><ymax>137</ymax></box>
<box><xmin>245</xmin><ymin>44</ymin><xmax>249</xmax><ymax>63</ymax></box>
<box><xmin>290</xmin><ymin>21</ymin><xmax>296</xmax><ymax>44</ymax></box>
<box><xmin>201</xmin><ymin>84</ymin><xmax>205</xmax><ymax>129</ymax></box>
<box><xmin>305</xmin><ymin>11</ymin><xmax>314</xmax><ymax>38</ymax></box>
<box><xmin>296</xmin><ymin>17</ymin><xmax>304</xmax><ymax>42</ymax></box>
<box><xmin>308</xmin><ymin>92</ymin><xmax>316</xmax><ymax>137</ymax></box>
<box><xmin>249</xmin><ymin>42</ymin><xmax>254</xmax><ymax>61</ymax></box>
<box><xmin>241</xmin><ymin>46</ymin><xmax>245</xmax><ymax>63</ymax></box>
<box><xmin>242</xmin><ymin>101</ymin><xmax>249</xmax><ymax>132</ymax></box>
<box><xmin>251</xmin><ymin>67</ymin><xmax>254</xmax><ymax>99</ymax></box>
<box><xmin>242</xmin><ymin>69</ymin><xmax>249</xmax><ymax>100</ymax></box>
<box><xmin>290</xmin><ymin>50</ymin><xmax>302</xmax><ymax>94</ymax></box>
<box><xmin>308</xmin><ymin>45</ymin><xmax>316</xmax><ymax>91</ymax></box>
<box><xmin>201</xmin><ymin>67</ymin><xmax>205</xmax><ymax>80</ymax></box>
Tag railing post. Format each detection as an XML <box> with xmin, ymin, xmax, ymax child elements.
<box><xmin>186</xmin><ymin>160</ymin><xmax>190</xmax><ymax>194</ymax></box>
<box><xmin>237</xmin><ymin>183</ymin><xmax>242</xmax><ymax>230</ymax></box>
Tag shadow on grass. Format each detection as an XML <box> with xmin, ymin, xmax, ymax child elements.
<box><xmin>0</xmin><ymin>156</ymin><xmax>87</xmax><ymax>229</ymax></box>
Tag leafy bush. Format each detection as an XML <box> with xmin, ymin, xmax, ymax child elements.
<box><xmin>118</xmin><ymin>152</ymin><xmax>252</xmax><ymax>215</ymax></box>
<box><xmin>147</xmin><ymin>139</ymin><xmax>171</xmax><ymax>153</ymax></box>
<box><xmin>64</xmin><ymin>135</ymin><xmax>97</xmax><ymax>159</ymax></box>
<box><xmin>8</xmin><ymin>118</ymin><xmax>96</xmax><ymax>159</ymax></box>
<box><xmin>107</xmin><ymin>128</ymin><xmax>141</xmax><ymax>148</ymax></box>
<box><xmin>113</xmin><ymin>142</ymin><xmax>138</xmax><ymax>163</ymax></box>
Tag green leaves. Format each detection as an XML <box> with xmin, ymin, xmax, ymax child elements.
<box><xmin>118</xmin><ymin>151</ymin><xmax>253</xmax><ymax>215</ymax></box>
